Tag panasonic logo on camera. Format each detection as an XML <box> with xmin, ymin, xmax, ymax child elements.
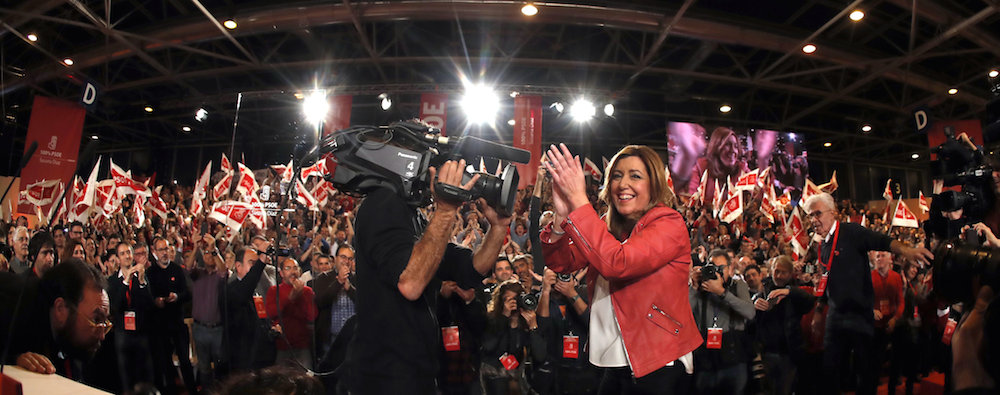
<box><xmin>397</xmin><ymin>152</ymin><xmax>419</xmax><ymax>160</ymax></box>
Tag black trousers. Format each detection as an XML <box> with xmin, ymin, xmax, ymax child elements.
<box><xmin>597</xmin><ymin>364</ymin><xmax>687</xmax><ymax>395</ymax></box>
<box><xmin>151</xmin><ymin>324</ymin><xmax>196</xmax><ymax>393</ymax></box>
<box><xmin>823</xmin><ymin>327</ymin><xmax>874</xmax><ymax>395</ymax></box>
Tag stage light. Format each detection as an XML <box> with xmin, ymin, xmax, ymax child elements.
<box><xmin>849</xmin><ymin>10</ymin><xmax>865</xmax><ymax>21</ymax></box>
<box><xmin>569</xmin><ymin>99</ymin><xmax>596</xmax><ymax>122</ymax></box>
<box><xmin>823</xmin><ymin>142</ymin><xmax>832</xmax><ymax>147</ymax></box>
<box><xmin>802</xmin><ymin>44</ymin><xmax>817</xmax><ymax>54</ymax></box>
<box><xmin>990</xmin><ymin>69</ymin><xmax>999</xmax><ymax>78</ymax></box>
<box><xmin>604</xmin><ymin>104</ymin><xmax>615</xmax><ymax>117</ymax></box>
<box><xmin>911</xmin><ymin>153</ymin><xmax>920</xmax><ymax>160</ymax></box>
<box><xmin>510</xmin><ymin>91</ymin><xmax>519</xmax><ymax>98</ymax></box>
<box><xmin>461</xmin><ymin>83</ymin><xmax>500</xmax><ymax>124</ymax></box>
<box><xmin>948</xmin><ymin>88</ymin><xmax>958</xmax><ymax>95</ymax></box>
<box><xmin>861</xmin><ymin>124</ymin><xmax>872</xmax><ymax>132</ymax></box>
<box><xmin>182</xmin><ymin>126</ymin><xmax>192</xmax><ymax>132</ymax></box>
<box><xmin>719</xmin><ymin>104</ymin><xmax>732</xmax><ymax>113</ymax></box>
<box><xmin>144</xmin><ymin>106</ymin><xmax>154</xmax><ymax>113</ymax></box>
<box><xmin>550</xmin><ymin>102</ymin><xmax>564</xmax><ymax>113</ymax></box>
<box><xmin>508</xmin><ymin>119</ymin><xmax>516</xmax><ymax>126</ymax></box>
<box><xmin>303</xmin><ymin>90</ymin><xmax>329</xmax><ymax>125</ymax></box>
<box><xmin>378</xmin><ymin>93</ymin><xmax>392</xmax><ymax>111</ymax></box>
<box><xmin>26</xmin><ymin>33</ymin><xmax>37</xmax><ymax>42</ymax></box>
<box><xmin>63</xmin><ymin>58</ymin><xmax>74</xmax><ymax>66</ymax></box>
<box><xmin>195</xmin><ymin>108</ymin><xmax>208</xmax><ymax>122</ymax></box>
<box><xmin>90</xmin><ymin>135</ymin><xmax>98</xmax><ymax>140</ymax></box>
<box><xmin>521</xmin><ymin>3</ymin><xmax>538</xmax><ymax>16</ymax></box>
<box><xmin>294</xmin><ymin>92</ymin><xmax>305</xmax><ymax>100</ymax></box>
<box><xmin>223</xmin><ymin>19</ymin><xmax>237</xmax><ymax>29</ymax></box>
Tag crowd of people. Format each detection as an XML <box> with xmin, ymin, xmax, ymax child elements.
<box><xmin>0</xmin><ymin>143</ymin><xmax>995</xmax><ymax>395</ymax></box>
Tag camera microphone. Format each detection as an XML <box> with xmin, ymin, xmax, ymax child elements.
<box><xmin>424</xmin><ymin>134</ymin><xmax>531</xmax><ymax>164</ymax></box>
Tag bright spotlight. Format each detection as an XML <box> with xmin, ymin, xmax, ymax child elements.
<box><xmin>569</xmin><ymin>99</ymin><xmax>596</xmax><ymax>122</ymax></box>
<box><xmin>861</xmin><ymin>124</ymin><xmax>873</xmax><ymax>132</ymax></box>
<box><xmin>719</xmin><ymin>104</ymin><xmax>732</xmax><ymax>113</ymax></box>
<box><xmin>378</xmin><ymin>93</ymin><xmax>392</xmax><ymax>111</ymax></box>
<box><xmin>849</xmin><ymin>10</ymin><xmax>865</xmax><ymax>21</ymax></box>
<box><xmin>195</xmin><ymin>108</ymin><xmax>208</xmax><ymax>122</ymax></box>
<box><xmin>823</xmin><ymin>142</ymin><xmax>832</xmax><ymax>147</ymax></box>
<box><xmin>521</xmin><ymin>4</ymin><xmax>538</xmax><ymax>16</ymax></box>
<box><xmin>911</xmin><ymin>153</ymin><xmax>920</xmax><ymax>160</ymax></box>
<box><xmin>26</xmin><ymin>33</ymin><xmax>37</xmax><ymax>42</ymax></box>
<box><xmin>63</xmin><ymin>58</ymin><xmax>74</xmax><ymax>66</ymax></box>
<box><xmin>604</xmin><ymin>104</ymin><xmax>615</xmax><ymax>117</ymax></box>
<box><xmin>144</xmin><ymin>106</ymin><xmax>154</xmax><ymax>113</ymax></box>
<box><xmin>802</xmin><ymin>44</ymin><xmax>817</xmax><ymax>54</ymax></box>
<box><xmin>550</xmin><ymin>102</ymin><xmax>564</xmax><ymax>113</ymax></box>
<box><xmin>461</xmin><ymin>83</ymin><xmax>500</xmax><ymax>124</ymax></box>
<box><xmin>223</xmin><ymin>19</ymin><xmax>237</xmax><ymax>30</ymax></box>
<box><xmin>990</xmin><ymin>69</ymin><xmax>999</xmax><ymax>78</ymax></box>
<box><xmin>507</xmin><ymin>119</ymin><xmax>516</xmax><ymax>126</ymax></box>
<box><xmin>182</xmin><ymin>126</ymin><xmax>192</xmax><ymax>132</ymax></box>
<box><xmin>303</xmin><ymin>90</ymin><xmax>329</xmax><ymax>125</ymax></box>
<box><xmin>90</xmin><ymin>135</ymin><xmax>99</xmax><ymax>140</ymax></box>
<box><xmin>948</xmin><ymin>88</ymin><xmax>958</xmax><ymax>95</ymax></box>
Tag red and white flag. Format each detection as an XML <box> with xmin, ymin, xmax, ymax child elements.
<box><xmin>882</xmin><ymin>179</ymin><xmax>893</xmax><ymax>200</ymax></box>
<box><xmin>776</xmin><ymin>190</ymin><xmax>792</xmax><ymax>207</ymax></box>
<box><xmin>247</xmin><ymin>194</ymin><xmax>267</xmax><ymax>230</ymax></box>
<box><xmin>919</xmin><ymin>191</ymin><xmax>930</xmax><ymax>213</ymax></box>
<box><xmin>221</xmin><ymin>153</ymin><xmax>232</xmax><ymax>174</ymax></box>
<box><xmin>271</xmin><ymin>159</ymin><xmax>294</xmax><ymax>184</ymax></box>
<box><xmin>583</xmin><ymin>157</ymin><xmax>602</xmax><ymax>182</ymax></box>
<box><xmin>95</xmin><ymin>180</ymin><xmax>119</xmax><ymax>217</ymax></box>
<box><xmin>800</xmin><ymin>178</ymin><xmax>822</xmax><ymax>206</ymax></box>
<box><xmin>664</xmin><ymin>165</ymin><xmax>675</xmax><ymax>196</ymax></box>
<box><xmin>602</xmin><ymin>156</ymin><xmax>610</xmax><ymax>173</ymax></box>
<box><xmin>132</xmin><ymin>195</ymin><xmax>146</xmax><ymax>228</ymax></box>
<box><xmin>235</xmin><ymin>163</ymin><xmax>259</xmax><ymax>198</ymax></box>
<box><xmin>192</xmin><ymin>162</ymin><xmax>213</xmax><ymax>215</ymax></box>
<box><xmin>860</xmin><ymin>214</ymin><xmax>868</xmax><ymax>227</ymax></box>
<box><xmin>311</xmin><ymin>180</ymin><xmax>331</xmax><ymax>208</ymax></box>
<box><xmin>213</xmin><ymin>172</ymin><xmax>232</xmax><ymax>201</ymax></box>
<box><xmin>45</xmin><ymin>182</ymin><xmax>67</xmax><ymax>223</ymax></box>
<box><xmin>760</xmin><ymin>186</ymin><xmax>776</xmax><ymax>224</ymax></box>
<box><xmin>148</xmin><ymin>186</ymin><xmax>169</xmax><ymax>220</ymax></box>
<box><xmin>23</xmin><ymin>179</ymin><xmax>60</xmax><ymax>207</ymax></box>
<box><xmin>733</xmin><ymin>168</ymin><xmax>759</xmax><ymax>192</ymax></box>
<box><xmin>818</xmin><ymin>171</ymin><xmax>838</xmax><ymax>193</ymax></box>
<box><xmin>787</xmin><ymin>207</ymin><xmax>809</xmax><ymax>259</ymax></box>
<box><xmin>295</xmin><ymin>178</ymin><xmax>319</xmax><ymax>211</ymax></box>
<box><xmin>720</xmin><ymin>191</ymin><xmax>743</xmax><ymax>223</ymax></box>
<box><xmin>301</xmin><ymin>160</ymin><xmax>328</xmax><ymax>181</ymax></box>
<box><xmin>712</xmin><ymin>179</ymin><xmax>724</xmax><ymax>218</ymax></box>
<box><xmin>208</xmin><ymin>200</ymin><xmax>252</xmax><ymax>233</ymax></box>
<box><xmin>758</xmin><ymin>167</ymin><xmax>770</xmax><ymax>188</ymax></box>
<box><xmin>690</xmin><ymin>169</ymin><xmax>708</xmax><ymax>207</ymax></box>
<box><xmin>891</xmin><ymin>199</ymin><xmax>919</xmax><ymax>228</ymax></box>
<box><xmin>109</xmin><ymin>159</ymin><xmax>151</xmax><ymax>197</ymax></box>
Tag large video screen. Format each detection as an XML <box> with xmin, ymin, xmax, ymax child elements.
<box><xmin>667</xmin><ymin>122</ymin><xmax>808</xmax><ymax>202</ymax></box>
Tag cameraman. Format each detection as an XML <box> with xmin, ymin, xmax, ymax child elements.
<box><xmin>345</xmin><ymin>159</ymin><xmax>512</xmax><ymax>394</ymax></box>
<box><xmin>689</xmin><ymin>249</ymin><xmax>756</xmax><ymax>394</ymax></box>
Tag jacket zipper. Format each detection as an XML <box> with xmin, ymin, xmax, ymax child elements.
<box><xmin>651</xmin><ymin>304</ymin><xmax>684</xmax><ymax>328</ymax></box>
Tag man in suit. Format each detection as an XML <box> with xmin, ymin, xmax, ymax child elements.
<box><xmin>108</xmin><ymin>241</ymin><xmax>156</xmax><ymax>391</ymax></box>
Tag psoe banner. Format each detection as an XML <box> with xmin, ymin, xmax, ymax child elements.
<box><xmin>323</xmin><ymin>95</ymin><xmax>353</xmax><ymax>136</ymax></box>
<box><xmin>420</xmin><ymin>93</ymin><xmax>449</xmax><ymax>136</ymax></box>
<box><xmin>18</xmin><ymin>96</ymin><xmax>85</xmax><ymax>215</ymax></box>
<box><xmin>513</xmin><ymin>95</ymin><xmax>542</xmax><ymax>189</ymax></box>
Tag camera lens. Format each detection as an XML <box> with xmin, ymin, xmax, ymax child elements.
<box><xmin>517</xmin><ymin>292</ymin><xmax>538</xmax><ymax>311</ymax></box>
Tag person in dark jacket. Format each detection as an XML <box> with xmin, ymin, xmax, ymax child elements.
<box><xmin>480</xmin><ymin>281</ymin><xmax>546</xmax><ymax>395</ymax></box>
<box><xmin>147</xmin><ymin>236</ymin><xmax>195</xmax><ymax>393</ymax></box>
<box><xmin>226</xmin><ymin>246</ymin><xmax>275</xmax><ymax>372</ymax></box>
<box><xmin>753</xmin><ymin>255</ymin><xmax>816</xmax><ymax>395</ymax></box>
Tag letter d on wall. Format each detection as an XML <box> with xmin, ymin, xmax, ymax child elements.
<box><xmin>80</xmin><ymin>80</ymin><xmax>100</xmax><ymax>112</ymax></box>
<box><xmin>913</xmin><ymin>107</ymin><xmax>930</xmax><ymax>134</ymax></box>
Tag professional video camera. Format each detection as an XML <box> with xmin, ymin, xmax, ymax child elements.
<box><xmin>313</xmin><ymin>121</ymin><xmax>530</xmax><ymax>216</ymax></box>
<box><xmin>926</xmin><ymin>124</ymin><xmax>996</xmax><ymax>241</ymax></box>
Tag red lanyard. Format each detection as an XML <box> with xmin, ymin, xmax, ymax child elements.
<box><xmin>819</xmin><ymin>223</ymin><xmax>840</xmax><ymax>272</ymax></box>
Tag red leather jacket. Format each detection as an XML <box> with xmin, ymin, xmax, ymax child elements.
<box><xmin>542</xmin><ymin>204</ymin><xmax>702</xmax><ymax>378</ymax></box>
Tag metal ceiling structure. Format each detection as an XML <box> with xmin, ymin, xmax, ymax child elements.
<box><xmin>1</xmin><ymin>0</ymin><xmax>998</xmax><ymax>182</ymax></box>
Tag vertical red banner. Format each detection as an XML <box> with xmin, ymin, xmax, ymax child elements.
<box><xmin>18</xmin><ymin>96</ymin><xmax>85</xmax><ymax>215</ymax></box>
<box><xmin>323</xmin><ymin>95</ymin><xmax>353</xmax><ymax>136</ymax></box>
<box><xmin>513</xmin><ymin>95</ymin><xmax>542</xmax><ymax>189</ymax></box>
<box><xmin>419</xmin><ymin>93</ymin><xmax>449</xmax><ymax>136</ymax></box>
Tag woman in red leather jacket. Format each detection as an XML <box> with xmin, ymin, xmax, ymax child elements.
<box><xmin>541</xmin><ymin>143</ymin><xmax>702</xmax><ymax>394</ymax></box>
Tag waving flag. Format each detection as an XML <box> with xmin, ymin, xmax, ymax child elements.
<box><xmin>95</xmin><ymin>180</ymin><xmax>119</xmax><ymax>217</ymax></box>
<box><xmin>45</xmin><ymin>182</ymin><xmax>67</xmax><ymax>223</ymax></box>
<box><xmin>787</xmin><ymin>207</ymin><xmax>809</xmax><ymax>260</ymax></box>
<box><xmin>247</xmin><ymin>194</ymin><xmax>267</xmax><ymax>230</ymax></box>
<box><xmin>719</xmin><ymin>191</ymin><xmax>743</xmax><ymax>223</ymax></box>
<box><xmin>295</xmin><ymin>178</ymin><xmax>319</xmax><ymax>210</ymax></box>
<box><xmin>235</xmin><ymin>162</ymin><xmax>260</xmax><ymax>197</ymax></box>
<box><xmin>818</xmin><ymin>171</ymin><xmax>838</xmax><ymax>193</ymax></box>
<box><xmin>23</xmin><ymin>179</ymin><xmax>60</xmax><ymax>207</ymax></box>
<box><xmin>192</xmin><ymin>162</ymin><xmax>212</xmax><ymax>215</ymax></box>
<box><xmin>712</xmin><ymin>179</ymin><xmax>724</xmax><ymax>218</ymax></box>
<box><xmin>132</xmin><ymin>195</ymin><xmax>146</xmax><ymax>228</ymax></box>
<box><xmin>301</xmin><ymin>160</ymin><xmax>328</xmax><ymax>181</ymax></box>
<box><xmin>148</xmin><ymin>186</ymin><xmax>169</xmax><ymax>220</ymax></box>
<box><xmin>891</xmin><ymin>199</ymin><xmax>919</xmax><ymax>228</ymax></box>
<box><xmin>800</xmin><ymin>178</ymin><xmax>822</xmax><ymax>206</ymax></box>
<box><xmin>882</xmin><ymin>179</ymin><xmax>893</xmax><ymax>200</ymax></box>
<box><xmin>209</xmin><ymin>200</ymin><xmax>252</xmax><ymax>232</ymax></box>
<box><xmin>664</xmin><ymin>165</ymin><xmax>675</xmax><ymax>196</ymax></box>
<box><xmin>583</xmin><ymin>157</ymin><xmax>602</xmax><ymax>182</ymax></box>
<box><xmin>271</xmin><ymin>159</ymin><xmax>294</xmax><ymax>184</ymax></box>
<box><xmin>213</xmin><ymin>172</ymin><xmax>233</xmax><ymax>201</ymax></box>
<box><xmin>221</xmin><ymin>153</ymin><xmax>232</xmax><ymax>174</ymax></box>
<box><xmin>919</xmin><ymin>191</ymin><xmax>930</xmax><ymax>213</ymax></box>
<box><xmin>109</xmin><ymin>159</ymin><xmax>151</xmax><ymax>197</ymax></box>
<box><xmin>760</xmin><ymin>186</ymin><xmax>776</xmax><ymax>223</ymax></box>
<box><xmin>733</xmin><ymin>168</ymin><xmax>759</xmax><ymax>192</ymax></box>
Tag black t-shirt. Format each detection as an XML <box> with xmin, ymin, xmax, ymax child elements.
<box><xmin>348</xmin><ymin>188</ymin><xmax>485</xmax><ymax>392</ymax></box>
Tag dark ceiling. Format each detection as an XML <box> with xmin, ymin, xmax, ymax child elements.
<box><xmin>1</xmin><ymin>0</ymin><xmax>998</xmax><ymax>183</ymax></box>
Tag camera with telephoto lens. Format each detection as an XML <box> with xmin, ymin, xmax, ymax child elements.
<box><xmin>557</xmin><ymin>273</ymin><xmax>573</xmax><ymax>282</ymax></box>
<box><xmin>517</xmin><ymin>292</ymin><xmax>539</xmax><ymax>311</ymax></box>
<box><xmin>700</xmin><ymin>263</ymin><xmax>721</xmax><ymax>281</ymax></box>
<box><xmin>266</xmin><ymin>245</ymin><xmax>291</xmax><ymax>257</ymax></box>
<box><xmin>926</xmin><ymin>124</ymin><xmax>995</xmax><ymax>241</ymax></box>
<box><xmin>309</xmin><ymin>120</ymin><xmax>530</xmax><ymax>217</ymax></box>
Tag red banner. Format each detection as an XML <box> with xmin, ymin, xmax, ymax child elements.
<box><xmin>513</xmin><ymin>95</ymin><xmax>542</xmax><ymax>189</ymax></box>
<box><xmin>323</xmin><ymin>95</ymin><xmax>353</xmax><ymax>136</ymax></box>
<box><xmin>18</xmin><ymin>96</ymin><xmax>85</xmax><ymax>215</ymax></box>
<box><xmin>420</xmin><ymin>93</ymin><xmax>449</xmax><ymax>136</ymax></box>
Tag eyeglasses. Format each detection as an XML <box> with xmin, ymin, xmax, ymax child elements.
<box><xmin>85</xmin><ymin>315</ymin><xmax>114</xmax><ymax>336</ymax></box>
<box><xmin>807</xmin><ymin>210</ymin><xmax>828</xmax><ymax>219</ymax></box>
<box><xmin>337</xmin><ymin>255</ymin><xmax>355</xmax><ymax>261</ymax></box>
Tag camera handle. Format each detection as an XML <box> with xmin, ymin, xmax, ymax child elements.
<box><xmin>434</xmin><ymin>182</ymin><xmax>474</xmax><ymax>206</ymax></box>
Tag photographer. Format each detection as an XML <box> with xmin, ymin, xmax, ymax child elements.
<box><xmin>345</xmin><ymin>159</ymin><xmax>512</xmax><ymax>394</ymax></box>
<box><xmin>480</xmin><ymin>281</ymin><xmax>546</xmax><ymax>395</ymax></box>
<box><xmin>689</xmin><ymin>249</ymin><xmax>756</xmax><ymax>394</ymax></box>
<box><xmin>753</xmin><ymin>255</ymin><xmax>816</xmax><ymax>395</ymax></box>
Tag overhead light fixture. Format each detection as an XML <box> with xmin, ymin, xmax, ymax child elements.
<box><xmin>195</xmin><ymin>108</ymin><xmax>208</xmax><ymax>122</ymax></box>
<box><xmin>849</xmin><ymin>10</ymin><xmax>865</xmax><ymax>21</ymax></box>
<box><xmin>802</xmin><ymin>44</ymin><xmax>817</xmax><ymax>54</ymax></box>
<box><xmin>63</xmin><ymin>58</ymin><xmax>74</xmax><ymax>66</ymax></box>
<box><xmin>377</xmin><ymin>93</ymin><xmax>392</xmax><ymax>111</ymax></box>
<box><xmin>861</xmin><ymin>124</ymin><xmax>872</xmax><ymax>132</ymax></box>
<box><xmin>461</xmin><ymin>83</ymin><xmax>500</xmax><ymax>124</ymax></box>
<box><xmin>719</xmin><ymin>104</ymin><xmax>732</xmax><ymax>113</ymax></box>
<box><xmin>550</xmin><ymin>102</ymin><xmax>564</xmax><ymax>113</ymax></box>
<box><xmin>181</xmin><ymin>126</ymin><xmax>192</xmax><ymax>132</ymax></box>
<box><xmin>223</xmin><ymin>19</ymin><xmax>237</xmax><ymax>30</ymax></box>
<box><xmin>521</xmin><ymin>3</ymin><xmax>538</xmax><ymax>16</ymax></box>
<box><xmin>509</xmin><ymin>91</ymin><xmax>519</xmax><ymax>98</ymax></box>
<box><xmin>569</xmin><ymin>99</ymin><xmax>596</xmax><ymax>122</ymax></box>
<box><xmin>507</xmin><ymin>119</ymin><xmax>516</xmax><ymax>126</ymax></box>
<box><xmin>90</xmin><ymin>135</ymin><xmax>99</xmax><ymax>140</ymax></box>
<box><xmin>823</xmin><ymin>142</ymin><xmax>832</xmax><ymax>147</ymax></box>
<box><xmin>948</xmin><ymin>88</ymin><xmax>959</xmax><ymax>95</ymax></box>
<box><xmin>604</xmin><ymin>104</ymin><xmax>615</xmax><ymax>117</ymax></box>
<box><xmin>911</xmin><ymin>153</ymin><xmax>920</xmax><ymax>160</ymax></box>
<box><xmin>294</xmin><ymin>92</ymin><xmax>305</xmax><ymax>100</ymax></box>
<box><xmin>26</xmin><ymin>33</ymin><xmax>37</xmax><ymax>42</ymax></box>
<box><xmin>990</xmin><ymin>69</ymin><xmax>999</xmax><ymax>78</ymax></box>
<box><xmin>303</xmin><ymin>90</ymin><xmax>329</xmax><ymax>125</ymax></box>
<box><xmin>144</xmin><ymin>106</ymin><xmax>154</xmax><ymax>113</ymax></box>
